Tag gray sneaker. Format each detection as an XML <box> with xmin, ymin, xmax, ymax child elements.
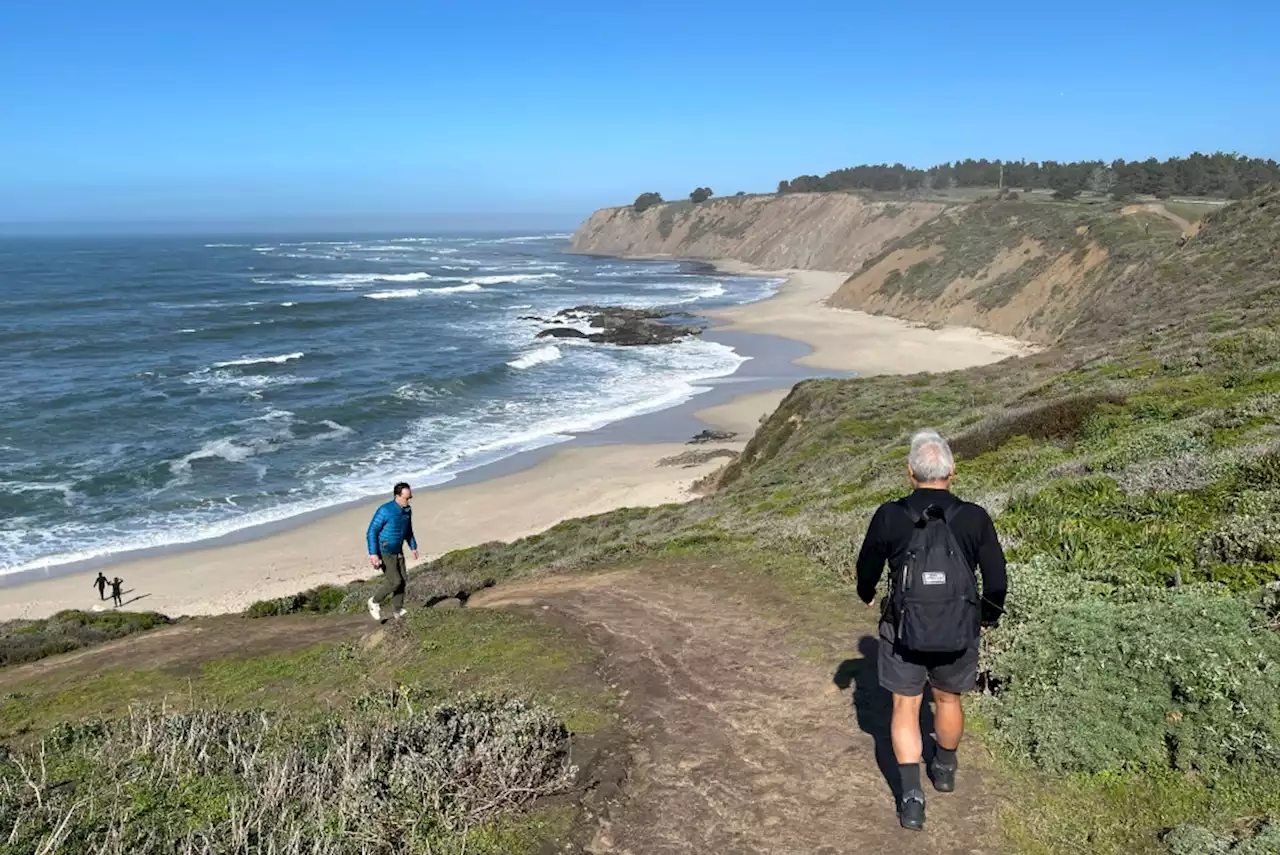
<box><xmin>367</xmin><ymin>598</ymin><xmax>382</xmax><ymax>621</ymax></box>
<box><xmin>393</xmin><ymin>608</ymin><xmax>407</xmax><ymax>620</ymax></box>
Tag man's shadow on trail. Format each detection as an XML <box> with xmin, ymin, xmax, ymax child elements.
<box><xmin>833</xmin><ymin>636</ymin><xmax>937</xmax><ymax>801</ymax></box>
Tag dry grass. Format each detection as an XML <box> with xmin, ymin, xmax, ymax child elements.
<box><xmin>1</xmin><ymin>695</ymin><xmax>574</xmax><ymax>854</ymax></box>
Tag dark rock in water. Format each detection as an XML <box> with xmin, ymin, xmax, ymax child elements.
<box><xmin>688</xmin><ymin>429</ymin><xmax>738</xmax><ymax>444</ymax></box>
<box><xmin>538</xmin><ymin>304</ymin><xmax>707</xmax><ymax>347</ymax></box>
<box><xmin>537</xmin><ymin>327</ymin><xmax>589</xmax><ymax>339</ymax></box>
<box><xmin>588</xmin><ymin>320</ymin><xmax>703</xmax><ymax>347</ymax></box>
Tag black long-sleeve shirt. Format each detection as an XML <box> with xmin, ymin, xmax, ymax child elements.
<box><xmin>855</xmin><ymin>488</ymin><xmax>1007</xmax><ymax>624</ymax></box>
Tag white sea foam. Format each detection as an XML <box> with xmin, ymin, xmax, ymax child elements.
<box><xmin>475</xmin><ymin>234</ymin><xmax>572</xmax><ymax>244</ymax></box>
<box><xmin>280</xmin><ymin>302</ymin><xmax>297</xmax><ymax>307</ymax></box>
<box><xmin>212</xmin><ymin>352</ymin><xmax>305</xmax><ymax>369</ymax></box>
<box><xmin>169</xmin><ymin>437</ymin><xmax>260</xmax><ymax>477</ymax></box>
<box><xmin>204</xmin><ymin>243</ymin><xmax>247</xmax><ymax>248</ymax></box>
<box><xmin>254</xmin><ymin>271</ymin><xmax>436</xmax><ymax>288</ymax></box>
<box><xmin>364</xmin><ymin>284</ymin><xmax>484</xmax><ymax>300</ymax></box>
<box><xmin>506</xmin><ymin>345</ymin><xmax>562</xmax><ymax>370</ymax></box>
<box><xmin>433</xmin><ymin>273</ymin><xmax>558</xmax><ymax>286</ymax></box>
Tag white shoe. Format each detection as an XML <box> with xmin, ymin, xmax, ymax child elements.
<box><xmin>394</xmin><ymin>608</ymin><xmax>407</xmax><ymax>620</ymax></box>
<box><xmin>367</xmin><ymin>598</ymin><xmax>382</xmax><ymax>621</ymax></box>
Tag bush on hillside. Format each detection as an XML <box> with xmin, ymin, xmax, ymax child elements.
<box><xmin>0</xmin><ymin>610</ymin><xmax>170</xmax><ymax>668</ymax></box>
<box><xmin>690</xmin><ymin>187</ymin><xmax>714</xmax><ymax>203</ymax></box>
<box><xmin>244</xmin><ymin>583</ymin><xmax>347</xmax><ymax>618</ymax></box>
<box><xmin>0</xmin><ymin>694</ymin><xmax>575</xmax><ymax>854</ymax></box>
<box><xmin>986</xmin><ymin>586</ymin><xmax>1280</xmax><ymax>776</ymax></box>
<box><xmin>950</xmin><ymin>394</ymin><xmax>1126</xmax><ymax>460</ymax></box>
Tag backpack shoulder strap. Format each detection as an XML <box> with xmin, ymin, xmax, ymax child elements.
<box><xmin>895</xmin><ymin>498</ymin><xmax>925</xmax><ymax>525</ymax></box>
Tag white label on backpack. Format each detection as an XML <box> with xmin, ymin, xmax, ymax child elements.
<box><xmin>922</xmin><ymin>572</ymin><xmax>947</xmax><ymax>585</ymax></box>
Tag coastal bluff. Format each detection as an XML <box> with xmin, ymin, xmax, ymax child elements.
<box><xmin>569</xmin><ymin>192</ymin><xmax>943</xmax><ymax>272</ymax></box>
<box><xmin>570</xmin><ymin>190</ymin><xmax>1233</xmax><ymax>346</ymax></box>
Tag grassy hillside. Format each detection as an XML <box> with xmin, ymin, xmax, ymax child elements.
<box><xmin>830</xmin><ymin>193</ymin><xmax>1199</xmax><ymax>342</ymax></box>
<box><xmin>0</xmin><ymin>610</ymin><xmax>617</xmax><ymax>854</ymax></box>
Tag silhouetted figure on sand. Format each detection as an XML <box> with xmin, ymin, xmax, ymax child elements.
<box><xmin>94</xmin><ymin>572</ymin><xmax>109</xmax><ymax>601</ymax></box>
<box><xmin>110</xmin><ymin>577</ymin><xmax>124</xmax><ymax>608</ymax></box>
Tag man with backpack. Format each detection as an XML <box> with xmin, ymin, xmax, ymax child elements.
<box><xmin>855</xmin><ymin>429</ymin><xmax>1007</xmax><ymax>831</ymax></box>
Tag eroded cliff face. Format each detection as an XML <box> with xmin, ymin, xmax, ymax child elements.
<box><xmin>569</xmin><ymin>193</ymin><xmax>945</xmax><ymax>272</ymax></box>
<box><xmin>571</xmin><ymin>192</ymin><xmax>1204</xmax><ymax>345</ymax></box>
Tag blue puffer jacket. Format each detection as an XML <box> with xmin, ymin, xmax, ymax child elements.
<box><xmin>366</xmin><ymin>500</ymin><xmax>417</xmax><ymax>555</ymax></box>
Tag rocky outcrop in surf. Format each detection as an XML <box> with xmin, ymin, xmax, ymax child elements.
<box><xmin>534</xmin><ymin>306</ymin><xmax>706</xmax><ymax>347</ymax></box>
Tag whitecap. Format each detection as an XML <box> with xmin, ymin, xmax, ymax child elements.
<box><xmin>506</xmin><ymin>345</ymin><xmax>562</xmax><ymax>370</ymax></box>
<box><xmin>364</xmin><ymin>284</ymin><xmax>484</xmax><ymax>300</ymax></box>
<box><xmin>435</xmin><ymin>273</ymin><xmax>558</xmax><ymax>286</ymax></box>
<box><xmin>212</xmin><ymin>352</ymin><xmax>304</xmax><ymax>368</ymax></box>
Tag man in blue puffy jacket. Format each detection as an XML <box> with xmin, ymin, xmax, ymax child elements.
<box><xmin>365</xmin><ymin>482</ymin><xmax>419</xmax><ymax>622</ymax></box>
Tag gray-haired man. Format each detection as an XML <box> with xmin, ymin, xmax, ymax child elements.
<box><xmin>855</xmin><ymin>429</ymin><xmax>1007</xmax><ymax>831</ymax></box>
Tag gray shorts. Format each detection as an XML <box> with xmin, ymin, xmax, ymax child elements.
<box><xmin>877</xmin><ymin>618</ymin><xmax>978</xmax><ymax>697</ymax></box>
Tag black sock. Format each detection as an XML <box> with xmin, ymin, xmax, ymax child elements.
<box><xmin>935</xmin><ymin>746</ymin><xmax>958</xmax><ymax>767</ymax></box>
<box><xmin>898</xmin><ymin>762</ymin><xmax>922</xmax><ymax>794</ymax></box>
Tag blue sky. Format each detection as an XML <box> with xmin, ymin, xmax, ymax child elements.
<box><xmin>3</xmin><ymin>0</ymin><xmax>1278</xmax><ymax>229</ymax></box>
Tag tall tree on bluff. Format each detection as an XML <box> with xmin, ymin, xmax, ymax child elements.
<box><xmin>690</xmin><ymin>187</ymin><xmax>714</xmax><ymax>203</ymax></box>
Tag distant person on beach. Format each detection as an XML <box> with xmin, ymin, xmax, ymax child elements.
<box><xmin>94</xmin><ymin>572</ymin><xmax>109</xmax><ymax>601</ymax></box>
<box><xmin>110</xmin><ymin>577</ymin><xmax>124</xmax><ymax>608</ymax></box>
<box><xmin>365</xmin><ymin>482</ymin><xmax>419</xmax><ymax>622</ymax></box>
<box><xmin>855</xmin><ymin>429</ymin><xmax>1007</xmax><ymax>831</ymax></box>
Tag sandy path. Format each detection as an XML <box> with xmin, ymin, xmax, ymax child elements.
<box><xmin>476</xmin><ymin>571</ymin><xmax>997</xmax><ymax>854</ymax></box>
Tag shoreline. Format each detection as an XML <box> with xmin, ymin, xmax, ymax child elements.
<box><xmin>1</xmin><ymin>258</ymin><xmax>1035</xmax><ymax>621</ymax></box>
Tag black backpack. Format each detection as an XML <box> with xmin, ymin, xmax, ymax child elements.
<box><xmin>889</xmin><ymin>502</ymin><xmax>980</xmax><ymax>653</ymax></box>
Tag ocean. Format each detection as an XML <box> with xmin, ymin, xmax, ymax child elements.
<box><xmin>0</xmin><ymin>233</ymin><xmax>781</xmax><ymax>576</ymax></box>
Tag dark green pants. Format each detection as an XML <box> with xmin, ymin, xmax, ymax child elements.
<box><xmin>373</xmin><ymin>551</ymin><xmax>406</xmax><ymax>611</ymax></box>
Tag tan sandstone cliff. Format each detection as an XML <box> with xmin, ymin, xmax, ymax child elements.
<box><xmin>569</xmin><ymin>193</ymin><xmax>944</xmax><ymax>272</ymax></box>
<box><xmin>571</xmin><ymin>191</ymin><xmax>1199</xmax><ymax>345</ymax></box>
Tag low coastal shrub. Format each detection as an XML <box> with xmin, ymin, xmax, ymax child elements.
<box><xmin>951</xmin><ymin>396</ymin><xmax>1102</xmax><ymax>459</ymax></box>
<box><xmin>243</xmin><ymin>583</ymin><xmax>347</xmax><ymax>618</ymax></box>
<box><xmin>1165</xmin><ymin>821</ymin><xmax>1280</xmax><ymax>855</ymax></box>
<box><xmin>0</xmin><ymin>694</ymin><xmax>575</xmax><ymax>854</ymax></box>
<box><xmin>0</xmin><ymin>610</ymin><xmax>170</xmax><ymax>668</ymax></box>
<box><xmin>985</xmin><ymin>586</ymin><xmax>1280</xmax><ymax>776</ymax></box>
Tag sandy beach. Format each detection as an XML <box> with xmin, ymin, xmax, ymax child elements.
<box><xmin>0</xmin><ymin>439</ymin><xmax>746</xmax><ymax>621</ymax></box>
<box><xmin>1</xmin><ymin>263</ymin><xmax>1032</xmax><ymax>621</ymax></box>
<box><xmin>708</xmin><ymin>261</ymin><xmax>1036</xmax><ymax>373</ymax></box>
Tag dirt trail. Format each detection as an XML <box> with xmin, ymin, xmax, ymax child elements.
<box><xmin>1122</xmin><ymin>202</ymin><xmax>1196</xmax><ymax>234</ymax></box>
<box><xmin>474</xmin><ymin>571</ymin><xmax>997</xmax><ymax>855</ymax></box>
